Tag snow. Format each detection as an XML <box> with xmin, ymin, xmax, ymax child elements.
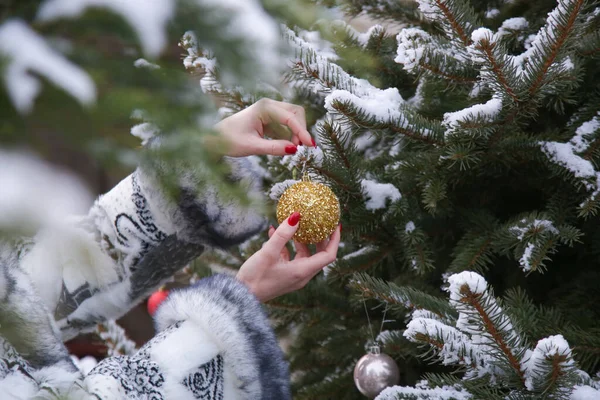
<box><xmin>269</xmin><ymin>179</ymin><xmax>299</xmax><ymax>200</ymax></box>
<box><xmin>510</xmin><ymin>0</ymin><xmax>575</xmax><ymax>77</ymax></box>
<box><xmin>395</xmin><ymin>28</ymin><xmax>432</xmax><ymax>73</ymax></box>
<box><xmin>134</xmin><ymin>58</ymin><xmax>160</xmax><ymax>70</ymax></box>
<box><xmin>500</xmin><ymin>17</ymin><xmax>529</xmax><ymax>31</ymax></box>
<box><xmin>520</xmin><ymin>242</ymin><xmax>535</xmax><ymax>272</ymax></box>
<box><xmin>131</xmin><ymin>122</ymin><xmax>159</xmax><ymax>146</ymax></box>
<box><xmin>416</xmin><ymin>0</ymin><xmax>440</xmax><ymax>17</ymax></box>
<box><xmin>298</xmin><ymin>29</ymin><xmax>339</xmax><ymax>60</ymax></box>
<box><xmin>354</xmin><ymin>132</ymin><xmax>378</xmax><ymax>151</ymax></box>
<box><xmin>522</xmin><ymin>335</ymin><xmax>573</xmax><ymax>391</ymax></box>
<box><xmin>541</xmin><ymin>115</ymin><xmax>600</xmax><ymax>195</ymax></box>
<box><xmin>38</xmin><ymin>0</ymin><xmax>175</xmax><ymax>58</ymax></box>
<box><xmin>0</xmin><ymin>150</ymin><xmax>92</xmax><ymax>231</ymax></box>
<box><xmin>471</xmin><ymin>28</ymin><xmax>494</xmax><ymax>44</ymax></box>
<box><xmin>405</xmin><ymin>221</ymin><xmax>415</xmax><ymax>233</ymax></box>
<box><xmin>0</xmin><ymin>19</ymin><xmax>96</xmax><ymax>113</ymax></box>
<box><xmin>96</xmin><ymin>320</ymin><xmax>137</xmax><ymax>356</ymax></box>
<box><xmin>325</xmin><ymin>88</ymin><xmax>404</xmax><ymax>123</ymax></box>
<box><xmin>360</xmin><ymin>179</ymin><xmax>401</xmax><ymax>210</ymax></box>
<box><xmin>404</xmin><ymin>318</ymin><xmax>481</xmax><ymax>366</ymax></box>
<box><xmin>280</xmin><ymin>145</ymin><xmax>324</xmax><ymax>171</ymax></box>
<box><xmin>376</xmin><ymin>384</ymin><xmax>472</xmax><ymax>400</ymax></box>
<box><xmin>562</xmin><ymin>56</ymin><xmax>574</xmax><ymax>70</ymax></box>
<box><xmin>509</xmin><ymin>219</ymin><xmax>559</xmax><ymax>241</ymax></box>
<box><xmin>355</xmin><ymin>25</ymin><xmax>384</xmax><ymax>48</ymax></box>
<box><xmin>571</xmin><ymin>386</ymin><xmax>600</xmax><ymax>400</ymax></box>
<box><xmin>443</xmin><ymin>97</ymin><xmax>502</xmax><ymax>133</ymax></box>
<box><xmin>485</xmin><ymin>9</ymin><xmax>500</xmax><ymax>19</ymax></box>
<box><xmin>447</xmin><ymin>271</ymin><xmax>487</xmax><ymax>300</ymax></box>
<box><xmin>540</xmin><ymin>142</ymin><xmax>596</xmax><ymax>182</ymax></box>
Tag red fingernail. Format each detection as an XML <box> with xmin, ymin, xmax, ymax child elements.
<box><xmin>269</xmin><ymin>225</ymin><xmax>275</xmax><ymax>231</ymax></box>
<box><xmin>339</xmin><ymin>223</ymin><xmax>342</xmax><ymax>233</ymax></box>
<box><xmin>311</xmin><ymin>138</ymin><xmax>317</xmax><ymax>147</ymax></box>
<box><xmin>285</xmin><ymin>145</ymin><xmax>297</xmax><ymax>154</ymax></box>
<box><xmin>288</xmin><ymin>211</ymin><xmax>301</xmax><ymax>226</ymax></box>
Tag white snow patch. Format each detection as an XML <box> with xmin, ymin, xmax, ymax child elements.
<box><xmin>522</xmin><ymin>335</ymin><xmax>573</xmax><ymax>391</ymax></box>
<box><xmin>443</xmin><ymin>97</ymin><xmax>502</xmax><ymax>134</ymax></box>
<box><xmin>134</xmin><ymin>58</ymin><xmax>160</xmax><ymax>70</ymax></box>
<box><xmin>38</xmin><ymin>0</ymin><xmax>175</xmax><ymax>58</ymax></box>
<box><xmin>485</xmin><ymin>9</ymin><xmax>500</xmax><ymax>19</ymax></box>
<box><xmin>395</xmin><ymin>28</ymin><xmax>432</xmax><ymax>72</ymax></box>
<box><xmin>519</xmin><ymin>242</ymin><xmax>535</xmax><ymax>272</ymax></box>
<box><xmin>571</xmin><ymin>386</ymin><xmax>600</xmax><ymax>400</ymax></box>
<box><xmin>447</xmin><ymin>271</ymin><xmax>487</xmax><ymax>300</ymax></box>
<box><xmin>509</xmin><ymin>219</ymin><xmax>559</xmax><ymax>241</ymax></box>
<box><xmin>377</xmin><ymin>384</ymin><xmax>472</xmax><ymax>400</ymax></box>
<box><xmin>0</xmin><ymin>150</ymin><xmax>92</xmax><ymax>230</ymax></box>
<box><xmin>405</xmin><ymin>221</ymin><xmax>416</xmax><ymax>233</ymax></box>
<box><xmin>498</xmin><ymin>17</ymin><xmax>529</xmax><ymax>35</ymax></box>
<box><xmin>269</xmin><ymin>179</ymin><xmax>299</xmax><ymax>201</ymax></box>
<box><xmin>360</xmin><ymin>179</ymin><xmax>401</xmax><ymax>210</ymax></box>
<box><xmin>131</xmin><ymin>122</ymin><xmax>159</xmax><ymax>145</ymax></box>
<box><xmin>325</xmin><ymin>88</ymin><xmax>404</xmax><ymax>122</ymax></box>
<box><xmin>0</xmin><ymin>19</ymin><xmax>96</xmax><ymax>113</ymax></box>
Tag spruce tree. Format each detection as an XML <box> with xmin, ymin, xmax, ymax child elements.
<box><xmin>188</xmin><ymin>0</ymin><xmax>600</xmax><ymax>398</ymax></box>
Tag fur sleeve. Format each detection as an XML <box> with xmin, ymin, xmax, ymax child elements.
<box><xmin>83</xmin><ymin>274</ymin><xmax>290</xmax><ymax>400</ymax></box>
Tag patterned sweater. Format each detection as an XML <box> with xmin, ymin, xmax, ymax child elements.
<box><xmin>0</xmin><ymin>155</ymin><xmax>290</xmax><ymax>399</ymax></box>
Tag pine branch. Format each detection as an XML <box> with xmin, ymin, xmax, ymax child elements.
<box><xmin>350</xmin><ymin>273</ymin><xmax>457</xmax><ymax>321</ymax></box>
<box><xmin>526</xmin><ymin>0</ymin><xmax>586</xmax><ymax>99</ymax></box>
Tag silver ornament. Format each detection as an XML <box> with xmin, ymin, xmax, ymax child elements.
<box><xmin>353</xmin><ymin>345</ymin><xmax>400</xmax><ymax>399</ymax></box>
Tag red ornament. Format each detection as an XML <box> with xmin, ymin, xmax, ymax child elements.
<box><xmin>147</xmin><ymin>289</ymin><xmax>169</xmax><ymax>316</ymax></box>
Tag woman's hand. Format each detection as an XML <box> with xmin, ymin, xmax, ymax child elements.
<box><xmin>213</xmin><ymin>98</ymin><xmax>316</xmax><ymax>157</ymax></box>
<box><xmin>236</xmin><ymin>212</ymin><xmax>341</xmax><ymax>302</ymax></box>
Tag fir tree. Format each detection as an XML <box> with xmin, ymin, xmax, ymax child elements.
<box><xmin>188</xmin><ymin>0</ymin><xmax>600</xmax><ymax>398</ymax></box>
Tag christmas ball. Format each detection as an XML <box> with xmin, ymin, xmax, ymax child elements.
<box><xmin>147</xmin><ymin>289</ymin><xmax>169</xmax><ymax>316</ymax></box>
<box><xmin>276</xmin><ymin>180</ymin><xmax>340</xmax><ymax>244</ymax></box>
<box><xmin>354</xmin><ymin>346</ymin><xmax>400</xmax><ymax>399</ymax></box>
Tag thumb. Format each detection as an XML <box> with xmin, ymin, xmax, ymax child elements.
<box><xmin>262</xmin><ymin>212</ymin><xmax>301</xmax><ymax>255</ymax></box>
<box><xmin>253</xmin><ymin>139</ymin><xmax>298</xmax><ymax>156</ymax></box>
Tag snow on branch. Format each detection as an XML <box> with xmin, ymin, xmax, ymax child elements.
<box><xmin>395</xmin><ymin>28</ymin><xmax>475</xmax><ymax>84</ymax></box>
<box><xmin>468</xmin><ymin>28</ymin><xmax>519</xmax><ymax>104</ymax></box>
<box><xmin>447</xmin><ymin>271</ymin><xmax>527</xmax><ymax>383</ymax></box>
<box><xmin>0</xmin><ymin>20</ymin><xmax>96</xmax><ymax>113</ymax></box>
<box><xmin>360</xmin><ymin>179</ymin><xmax>401</xmax><ymax>211</ymax></box>
<box><xmin>522</xmin><ymin>335</ymin><xmax>578</xmax><ymax>395</ymax></box>
<box><xmin>285</xmin><ymin>27</ymin><xmax>395</xmax><ymax>99</ymax></box>
<box><xmin>376</xmin><ymin>383</ymin><xmax>472</xmax><ymax>400</ymax></box>
<box><xmin>38</xmin><ymin>0</ymin><xmax>175</xmax><ymax>58</ymax></box>
<box><xmin>511</xmin><ymin>0</ymin><xmax>585</xmax><ymax>96</ymax></box>
<box><xmin>540</xmin><ymin>114</ymin><xmax>600</xmax><ymax>211</ymax></box>
<box><xmin>0</xmin><ymin>150</ymin><xmax>92</xmax><ymax>232</ymax></box>
<box><xmin>442</xmin><ymin>97</ymin><xmax>502</xmax><ymax>137</ymax></box>
<box><xmin>95</xmin><ymin>320</ymin><xmax>137</xmax><ymax>356</ymax></box>
<box><xmin>416</xmin><ymin>0</ymin><xmax>479</xmax><ymax>47</ymax></box>
<box><xmin>404</xmin><ymin>317</ymin><xmax>484</xmax><ymax>370</ymax></box>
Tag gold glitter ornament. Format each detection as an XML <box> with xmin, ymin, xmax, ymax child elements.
<box><xmin>276</xmin><ymin>179</ymin><xmax>340</xmax><ymax>244</ymax></box>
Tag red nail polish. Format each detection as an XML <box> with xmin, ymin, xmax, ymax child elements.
<box><xmin>269</xmin><ymin>225</ymin><xmax>275</xmax><ymax>231</ymax></box>
<box><xmin>311</xmin><ymin>138</ymin><xmax>317</xmax><ymax>147</ymax></box>
<box><xmin>288</xmin><ymin>211</ymin><xmax>301</xmax><ymax>226</ymax></box>
<box><xmin>339</xmin><ymin>223</ymin><xmax>342</xmax><ymax>233</ymax></box>
<box><xmin>285</xmin><ymin>145</ymin><xmax>297</xmax><ymax>154</ymax></box>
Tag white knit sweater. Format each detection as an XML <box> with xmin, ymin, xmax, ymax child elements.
<box><xmin>0</xmin><ymin>156</ymin><xmax>289</xmax><ymax>399</ymax></box>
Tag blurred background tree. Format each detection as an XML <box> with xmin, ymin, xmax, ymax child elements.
<box><xmin>4</xmin><ymin>0</ymin><xmax>600</xmax><ymax>399</ymax></box>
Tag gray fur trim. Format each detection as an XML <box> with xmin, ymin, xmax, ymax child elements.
<box><xmin>155</xmin><ymin>274</ymin><xmax>291</xmax><ymax>400</ymax></box>
<box><xmin>138</xmin><ymin>154</ymin><xmax>268</xmax><ymax>249</ymax></box>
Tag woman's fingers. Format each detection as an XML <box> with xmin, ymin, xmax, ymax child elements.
<box><xmin>262</xmin><ymin>102</ymin><xmax>313</xmax><ymax>147</ymax></box>
<box><xmin>269</xmin><ymin>225</ymin><xmax>290</xmax><ymax>261</ymax></box>
<box><xmin>262</xmin><ymin>212</ymin><xmax>301</xmax><ymax>257</ymax></box>
<box><xmin>294</xmin><ymin>240</ymin><xmax>311</xmax><ymax>259</ymax></box>
<box><xmin>249</xmin><ymin>138</ymin><xmax>298</xmax><ymax>156</ymax></box>
<box><xmin>289</xmin><ymin>225</ymin><xmax>341</xmax><ymax>280</ymax></box>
